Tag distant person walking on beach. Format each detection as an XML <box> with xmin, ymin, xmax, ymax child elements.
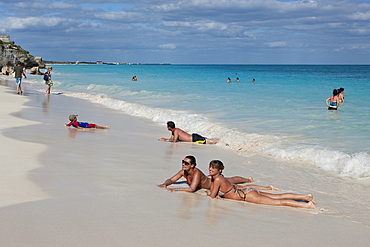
<box><xmin>14</xmin><ymin>61</ymin><xmax>26</xmax><ymax>95</ymax></box>
<box><xmin>208</xmin><ymin>160</ymin><xmax>316</xmax><ymax>209</ymax></box>
<box><xmin>1</xmin><ymin>65</ymin><xmax>12</xmax><ymax>75</ymax></box>
<box><xmin>338</xmin><ymin>88</ymin><xmax>345</xmax><ymax>103</ymax></box>
<box><xmin>65</xmin><ymin>114</ymin><xmax>109</xmax><ymax>129</ymax></box>
<box><xmin>326</xmin><ymin>89</ymin><xmax>340</xmax><ymax>110</ymax></box>
<box><xmin>158</xmin><ymin>121</ymin><xmax>219</xmax><ymax>144</ymax></box>
<box><xmin>157</xmin><ymin>155</ymin><xmax>278</xmax><ymax>193</ymax></box>
<box><xmin>44</xmin><ymin>67</ymin><xmax>53</xmax><ymax>94</ymax></box>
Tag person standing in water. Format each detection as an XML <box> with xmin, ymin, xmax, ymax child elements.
<box><xmin>44</xmin><ymin>67</ymin><xmax>53</xmax><ymax>94</ymax></box>
<box><xmin>338</xmin><ymin>88</ymin><xmax>345</xmax><ymax>103</ymax></box>
<box><xmin>326</xmin><ymin>89</ymin><xmax>340</xmax><ymax>110</ymax></box>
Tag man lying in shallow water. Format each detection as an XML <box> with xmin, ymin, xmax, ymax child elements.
<box><xmin>158</xmin><ymin>121</ymin><xmax>219</xmax><ymax>144</ymax></box>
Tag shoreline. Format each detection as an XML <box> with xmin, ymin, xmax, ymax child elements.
<box><xmin>0</xmin><ymin>85</ymin><xmax>49</xmax><ymax>207</ymax></box>
<box><xmin>20</xmin><ymin>64</ymin><xmax>370</xmax><ymax>180</ymax></box>
<box><xmin>0</xmin><ymin>78</ymin><xmax>369</xmax><ymax>246</ymax></box>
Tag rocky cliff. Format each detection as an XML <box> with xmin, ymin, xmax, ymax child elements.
<box><xmin>0</xmin><ymin>39</ymin><xmax>44</xmax><ymax>70</ymax></box>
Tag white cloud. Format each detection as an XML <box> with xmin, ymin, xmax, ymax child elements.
<box><xmin>162</xmin><ymin>21</ymin><xmax>192</xmax><ymax>27</ymax></box>
<box><xmin>5</xmin><ymin>17</ymin><xmax>68</xmax><ymax>29</ymax></box>
<box><xmin>350</xmin><ymin>11</ymin><xmax>370</xmax><ymax>20</ymax></box>
<box><xmin>158</xmin><ymin>43</ymin><xmax>176</xmax><ymax>49</ymax></box>
<box><xmin>266</xmin><ymin>41</ymin><xmax>287</xmax><ymax>47</ymax></box>
<box><xmin>94</xmin><ymin>11</ymin><xmax>142</xmax><ymax>21</ymax></box>
<box><xmin>15</xmin><ymin>2</ymin><xmax>77</xmax><ymax>9</ymax></box>
<box><xmin>195</xmin><ymin>22</ymin><xmax>228</xmax><ymax>31</ymax></box>
<box><xmin>1</xmin><ymin>0</ymin><xmax>369</xmax><ymax>64</ymax></box>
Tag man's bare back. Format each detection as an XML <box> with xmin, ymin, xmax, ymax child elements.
<box><xmin>172</xmin><ymin>128</ymin><xmax>193</xmax><ymax>142</ymax></box>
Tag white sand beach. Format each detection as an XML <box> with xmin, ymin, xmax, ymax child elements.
<box><xmin>0</xmin><ymin>78</ymin><xmax>369</xmax><ymax>247</ymax></box>
<box><xmin>0</xmin><ymin>86</ymin><xmax>49</xmax><ymax>207</ymax></box>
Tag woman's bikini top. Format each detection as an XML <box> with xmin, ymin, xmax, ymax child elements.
<box><xmin>218</xmin><ymin>185</ymin><xmax>235</xmax><ymax>197</ymax></box>
<box><xmin>329</xmin><ymin>96</ymin><xmax>338</xmax><ymax>106</ymax></box>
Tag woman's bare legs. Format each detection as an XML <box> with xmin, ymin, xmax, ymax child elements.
<box><xmin>236</xmin><ymin>184</ymin><xmax>280</xmax><ymax>191</ymax></box>
<box><xmin>245</xmin><ymin>191</ymin><xmax>316</xmax><ymax>209</ymax></box>
<box><xmin>226</xmin><ymin>176</ymin><xmax>254</xmax><ymax>184</ymax></box>
<box><xmin>259</xmin><ymin>192</ymin><xmax>316</xmax><ymax>203</ymax></box>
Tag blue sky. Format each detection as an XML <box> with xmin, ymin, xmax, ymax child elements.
<box><xmin>1</xmin><ymin>0</ymin><xmax>369</xmax><ymax>64</ymax></box>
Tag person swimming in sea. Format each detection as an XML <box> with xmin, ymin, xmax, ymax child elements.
<box><xmin>326</xmin><ymin>89</ymin><xmax>340</xmax><ymax>110</ymax></box>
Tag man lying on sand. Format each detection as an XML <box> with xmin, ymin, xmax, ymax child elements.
<box><xmin>65</xmin><ymin>114</ymin><xmax>109</xmax><ymax>129</ymax></box>
<box><xmin>158</xmin><ymin>121</ymin><xmax>219</xmax><ymax>144</ymax></box>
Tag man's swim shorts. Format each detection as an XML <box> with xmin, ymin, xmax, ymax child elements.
<box><xmin>192</xmin><ymin>133</ymin><xmax>206</xmax><ymax>144</ymax></box>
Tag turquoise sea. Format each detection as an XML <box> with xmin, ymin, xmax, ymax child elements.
<box><xmin>25</xmin><ymin>64</ymin><xmax>370</xmax><ymax>179</ymax></box>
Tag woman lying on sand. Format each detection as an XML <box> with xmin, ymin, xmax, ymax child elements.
<box><xmin>208</xmin><ymin>160</ymin><xmax>316</xmax><ymax>209</ymax></box>
<box><xmin>157</xmin><ymin>155</ymin><xmax>279</xmax><ymax>193</ymax></box>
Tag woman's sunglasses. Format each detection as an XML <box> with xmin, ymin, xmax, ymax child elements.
<box><xmin>182</xmin><ymin>160</ymin><xmax>191</xmax><ymax>166</ymax></box>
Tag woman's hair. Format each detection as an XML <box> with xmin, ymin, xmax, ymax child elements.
<box><xmin>332</xmin><ymin>89</ymin><xmax>339</xmax><ymax>96</ymax></box>
<box><xmin>209</xmin><ymin>160</ymin><xmax>224</xmax><ymax>170</ymax></box>
<box><xmin>185</xmin><ymin>155</ymin><xmax>196</xmax><ymax>167</ymax></box>
<box><xmin>338</xmin><ymin>88</ymin><xmax>344</xmax><ymax>93</ymax></box>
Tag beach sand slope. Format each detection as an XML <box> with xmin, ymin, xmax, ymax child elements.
<box><xmin>0</xmin><ymin>82</ymin><xmax>369</xmax><ymax>247</ymax></box>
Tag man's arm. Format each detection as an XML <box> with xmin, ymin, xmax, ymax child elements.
<box><xmin>170</xmin><ymin>131</ymin><xmax>178</xmax><ymax>143</ymax></box>
<box><xmin>158</xmin><ymin>133</ymin><xmax>175</xmax><ymax>142</ymax></box>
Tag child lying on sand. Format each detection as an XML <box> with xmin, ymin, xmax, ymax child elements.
<box><xmin>65</xmin><ymin>114</ymin><xmax>109</xmax><ymax>129</ymax></box>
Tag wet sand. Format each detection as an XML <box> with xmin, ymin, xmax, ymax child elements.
<box><xmin>0</xmin><ymin>77</ymin><xmax>369</xmax><ymax>246</ymax></box>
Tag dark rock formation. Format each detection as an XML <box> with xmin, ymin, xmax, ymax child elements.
<box><xmin>0</xmin><ymin>35</ymin><xmax>44</xmax><ymax>70</ymax></box>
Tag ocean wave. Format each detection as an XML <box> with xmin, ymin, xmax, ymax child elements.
<box><xmin>64</xmin><ymin>91</ymin><xmax>370</xmax><ymax>180</ymax></box>
<box><xmin>267</xmin><ymin>146</ymin><xmax>370</xmax><ymax>179</ymax></box>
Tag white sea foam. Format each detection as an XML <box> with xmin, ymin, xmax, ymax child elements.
<box><xmin>64</xmin><ymin>91</ymin><xmax>370</xmax><ymax>180</ymax></box>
